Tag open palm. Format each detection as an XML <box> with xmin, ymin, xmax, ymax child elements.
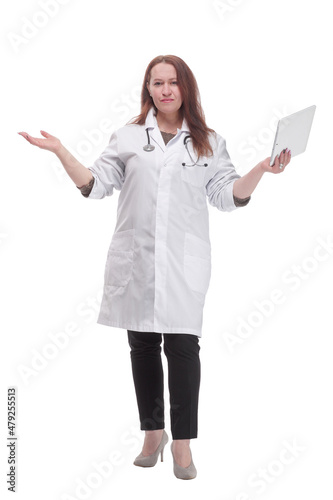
<box><xmin>18</xmin><ymin>130</ymin><xmax>61</xmax><ymax>153</ymax></box>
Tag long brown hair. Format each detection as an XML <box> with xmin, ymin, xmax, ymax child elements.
<box><xmin>128</xmin><ymin>55</ymin><xmax>215</xmax><ymax>158</ymax></box>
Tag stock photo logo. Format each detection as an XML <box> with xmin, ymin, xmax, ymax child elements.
<box><xmin>51</xmin><ymin>86</ymin><xmax>141</xmax><ymax>183</ymax></box>
<box><xmin>222</xmin><ymin>234</ymin><xmax>333</xmax><ymax>353</ymax></box>
<box><xmin>60</xmin><ymin>398</ymin><xmax>167</xmax><ymax>499</ymax></box>
<box><xmin>212</xmin><ymin>0</ymin><xmax>245</xmax><ymax>21</ymax></box>
<box><xmin>16</xmin><ymin>289</ymin><xmax>104</xmax><ymax>385</ymax></box>
<box><xmin>238</xmin><ymin>107</ymin><xmax>289</xmax><ymax>165</ymax></box>
<box><xmin>230</xmin><ymin>437</ymin><xmax>306</xmax><ymax>500</ymax></box>
<box><xmin>7</xmin><ymin>0</ymin><xmax>72</xmax><ymax>53</ymax></box>
<box><xmin>60</xmin><ymin>424</ymin><xmax>142</xmax><ymax>500</ymax></box>
<box><xmin>0</xmin><ymin>231</ymin><xmax>8</xmax><ymax>246</ymax></box>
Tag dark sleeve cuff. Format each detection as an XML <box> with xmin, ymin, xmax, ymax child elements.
<box><xmin>76</xmin><ymin>176</ymin><xmax>95</xmax><ymax>198</ymax></box>
<box><xmin>233</xmin><ymin>194</ymin><xmax>251</xmax><ymax>207</ymax></box>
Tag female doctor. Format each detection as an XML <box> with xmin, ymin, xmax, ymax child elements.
<box><xmin>18</xmin><ymin>54</ymin><xmax>291</xmax><ymax>480</ymax></box>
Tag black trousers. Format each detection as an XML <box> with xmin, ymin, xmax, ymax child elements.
<box><xmin>127</xmin><ymin>330</ymin><xmax>201</xmax><ymax>440</ymax></box>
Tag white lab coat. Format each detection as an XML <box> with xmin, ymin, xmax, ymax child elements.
<box><xmin>87</xmin><ymin>107</ymin><xmax>244</xmax><ymax>336</ymax></box>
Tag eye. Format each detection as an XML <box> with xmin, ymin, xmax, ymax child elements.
<box><xmin>171</xmin><ymin>81</ymin><xmax>178</xmax><ymax>85</ymax></box>
<box><xmin>154</xmin><ymin>82</ymin><xmax>161</xmax><ymax>86</ymax></box>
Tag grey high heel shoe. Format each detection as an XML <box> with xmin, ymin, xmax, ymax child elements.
<box><xmin>133</xmin><ymin>430</ymin><xmax>169</xmax><ymax>467</ymax></box>
<box><xmin>171</xmin><ymin>442</ymin><xmax>197</xmax><ymax>480</ymax></box>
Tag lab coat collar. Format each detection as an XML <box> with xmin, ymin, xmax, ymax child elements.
<box><xmin>145</xmin><ymin>107</ymin><xmax>190</xmax><ymax>134</ymax></box>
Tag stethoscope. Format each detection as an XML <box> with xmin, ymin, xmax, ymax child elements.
<box><xmin>143</xmin><ymin>129</ymin><xmax>208</xmax><ymax>167</ymax></box>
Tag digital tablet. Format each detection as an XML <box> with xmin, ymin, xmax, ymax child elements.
<box><xmin>270</xmin><ymin>105</ymin><xmax>316</xmax><ymax>166</ymax></box>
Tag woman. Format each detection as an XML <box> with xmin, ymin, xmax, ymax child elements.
<box><xmin>18</xmin><ymin>54</ymin><xmax>291</xmax><ymax>480</ymax></box>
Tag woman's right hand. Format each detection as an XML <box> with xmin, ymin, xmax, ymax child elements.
<box><xmin>18</xmin><ymin>130</ymin><xmax>61</xmax><ymax>154</ymax></box>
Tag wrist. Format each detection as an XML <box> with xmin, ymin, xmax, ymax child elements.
<box><xmin>53</xmin><ymin>141</ymin><xmax>64</xmax><ymax>156</ymax></box>
<box><xmin>258</xmin><ymin>161</ymin><xmax>266</xmax><ymax>174</ymax></box>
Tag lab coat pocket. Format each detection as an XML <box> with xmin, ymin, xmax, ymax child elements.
<box><xmin>105</xmin><ymin>228</ymin><xmax>135</xmax><ymax>287</ymax></box>
<box><xmin>181</xmin><ymin>164</ymin><xmax>209</xmax><ymax>187</ymax></box>
<box><xmin>181</xmin><ymin>142</ymin><xmax>209</xmax><ymax>187</ymax></box>
<box><xmin>184</xmin><ymin>233</ymin><xmax>211</xmax><ymax>295</ymax></box>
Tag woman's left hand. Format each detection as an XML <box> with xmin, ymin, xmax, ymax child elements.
<box><xmin>260</xmin><ymin>148</ymin><xmax>291</xmax><ymax>174</ymax></box>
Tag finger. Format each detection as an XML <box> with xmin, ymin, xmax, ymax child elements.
<box><xmin>279</xmin><ymin>149</ymin><xmax>287</xmax><ymax>170</ymax></box>
<box><xmin>18</xmin><ymin>132</ymin><xmax>32</xmax><ymax>143</ymax></box>
<box><xmin>18</xmin><ymin>132</ymin><xmax>43</xmax><ymax>147</ymax></box>
<box><xmin>281</xmin><ymin>149</ymin><xmax>287</xmax><ymax>165</ymax></box>
<box><xmin>272</xmin><ymin>151</ymin><xmax>283</xmax><ymax>173</ymax></box>
<box><xmin>40</xmin><ymin>130</ymin><xmax>52</xmax><ymax>138</ymax></box>
<box><xmin>282</xmin><ymin>148</ymin><xmax>290</xmax><ymax>167</ymax></box>
<box><xmin>286</xmin><ymin>148</ymin><xmax>291</xmax><ymax>165</ymax></box>
<box><xmin>18</xmin><ymin>132</ymin><xmax>29</xmax><ymax>139</ymax></box>
<box><xmin>275</xmin><ymin>153</ymin><xmax>282</xmax><ymax>170</ymax></box>
<box><xmin>285</xmin><ymin>148</ymin><xmax>290</xmax><ymax>163</ymax></box>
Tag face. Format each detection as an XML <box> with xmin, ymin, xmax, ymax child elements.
<box><xmin>147</xmin><ymin>63</ymin><xmax>183</xmax><ymax>116</ymax></box>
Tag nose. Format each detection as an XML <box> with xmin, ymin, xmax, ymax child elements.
<box><xmin>162</xmin><ymin>83</ymin><xmax>172</xmax><ymax>96</ymax></box>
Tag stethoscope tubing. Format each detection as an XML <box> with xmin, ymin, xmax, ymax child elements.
<box><xmin>143</xmin><ymin>129</ymin><xmax>208</xmax><ymax>167</ymax></box>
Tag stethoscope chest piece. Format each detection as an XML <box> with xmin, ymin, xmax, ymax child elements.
<box><xmin>143</xmin><ymin>128</ymin><xmax>155</xmax><ymax>152</ymax></box>
<box><xmin>143</xmin><ymin>144</ymin><xmax>155</xmax><ymax>152</ymax></box>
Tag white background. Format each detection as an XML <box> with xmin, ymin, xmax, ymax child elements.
<box><xmin>1</xmin><ymin>0</ymin><xmax>332</xmax><ymax>498</ymax></box>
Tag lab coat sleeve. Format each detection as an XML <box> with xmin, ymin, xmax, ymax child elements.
<box><xmin>205</xmin><ymin>134</ymin><xmax>244</xmax><ymax>212</ymax></box>
<box><xmin>86</xmin><ymin>130</ymin><xmax>125</xmax><ymax>199</ymax></box>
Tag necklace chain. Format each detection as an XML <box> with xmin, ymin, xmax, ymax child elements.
<box><xmin>157</xmin><ymin>119</ymin><xmax>181</xmax><ymax>135</ymax></box>
<box><xmin>160</xmin><ymin>128</ymin><xmax>177</xmax><ymax>135</ymax></box>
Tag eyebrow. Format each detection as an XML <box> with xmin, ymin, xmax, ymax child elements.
<box><xmin>152</xmin><ymin>77</ymin><xmax>177</xmax><ymax>81</ymax></box>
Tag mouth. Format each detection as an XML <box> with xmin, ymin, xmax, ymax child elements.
<box><xmin>161</xmin><ymin>99</ymin><xmax>174</xmax><ymax>103</ymax></box>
